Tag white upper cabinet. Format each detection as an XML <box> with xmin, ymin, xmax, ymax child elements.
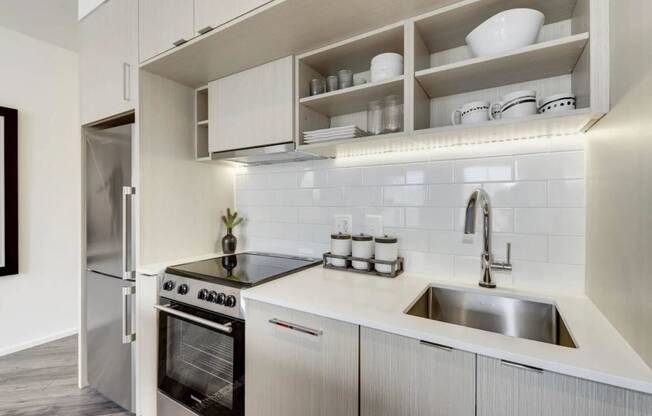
<box><xmin>80</xmin><ymin>0</ymin><xmax>138</xmax><ymax>125</ymax></box>
<box><xmin>209</xmin><ymin>55</ymin><xmax>294</xmax><ymax>153</ymax></box>
<box><xmin>194</xmin><ymin>0</ymin><xmax>271</xmax><ymax>34</ymax></box>
<box><xmin>138</xmin><ymin>0</ymin><xmax>194</xmax><ymax>62</ymax></box>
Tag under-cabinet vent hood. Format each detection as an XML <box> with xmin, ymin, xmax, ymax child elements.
<box><xmin>210</xmin><ymin>143</ymin><xmax>325</xmax><ymax>165</ymax></box>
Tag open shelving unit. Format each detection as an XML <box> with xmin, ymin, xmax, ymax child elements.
<box><xmin>194</xmin><ymin>85</ymin><xmax>210</xmax><ymax>161</ymax></box>
<box><xmin>293</xmin><ymin>0</ymin><xmax>608</xmax><ymax>158</ymax></box>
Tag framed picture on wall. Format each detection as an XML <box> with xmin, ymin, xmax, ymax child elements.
<box><xmin>0</xmin><ymin>106</ymin><xmax>18</xmax><ymax>276</ymax></box>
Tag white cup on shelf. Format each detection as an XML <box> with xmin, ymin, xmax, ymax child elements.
<box><xmin>451</xmin><ymin>101</ymin><xmax>491</xmax><ymax>125</ymax></box>
<box><xmin>490</xmin><ymin>90</ymin><xmax>537</xmax><ymax>120</ymax></box>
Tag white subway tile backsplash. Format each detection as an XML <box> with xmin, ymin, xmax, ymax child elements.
<box><xmin>385</xmin><ymin>228</ymin><xmax>430</xmax><ymax>252</ymax></box>
<box><xmin>453</xmin><ymin>156</ymin><xmax>514</xmax><ymax>183</ymax></box>
<box><xmin>406</xmin><ymin>207</ymin><xmax>454</xmax><ymax>230</ymax></box>
<box><xmin>383</xmin><ymin>185</ymin><xmax>427</xmax><ymax>206</ymax></box>
<box><xmin>235</xmin><ymin>146</ymin><xmax>586</xmax><ymax>293</ymax></box>
<box><xmin>428</xmin><ymin>184</ymin><xmax>479</xmax><ymax>207</ymax></box>
<box><xmin>548</xmin><ymin>180</ymin><xmax>585</xmax><ymax>207</ymax></box>
<box><xmin>515</xmin><ymin>151</ymin><xmax>584</xmax><ymax>181</ymax></box>
<box><xmin>328</xmin><ymin>168</ymin><xmax>362</xmax><ymax>187</ymax></box>
<box><xmin>362</xmin><ymin>166</ymin><xmax>406</xmax><ymax>186</ymax></box>
<box><xmin>548</xmin><ymin>235</ymin><xmax>585</xmax><ymax>265</ymax></box>
<box><xmin>298</xmin><ymin>170</ymin><xmax>328</xmax><ymax>188</ymax></box>
<box><xmin>405</xmin><ymin>161</ymin><xmax>454</xmax><ymax>184</ymax></box>
<box><xmin>342</xmin><ymin>186</ymin><xmax>382</xmax><ymax>206</ymax></box>
<box><xmin>484</xmin><ymin>182</ymin><xmax>547</xmax><ymax>207</ymax></box>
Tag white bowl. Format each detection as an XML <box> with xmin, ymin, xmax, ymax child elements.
<box><xmin>466</xmin><ymin>8</ymin><xmax>545</xmax><ymax>58</ymax></box>
<box><xmin>371</xmin><ymin>52</ymin><xmax>403</xmax><ymax>68</ymax></box>
<box><xmin>538</xmin><ymin>93</ymin><xmax>576</xmax><ymax>114</ymax></box>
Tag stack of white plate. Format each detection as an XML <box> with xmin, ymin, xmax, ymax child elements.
<box><xmin>303</xmin><ymin>125</ymin><xmax>368</xmax><ymax>144</ymax></box>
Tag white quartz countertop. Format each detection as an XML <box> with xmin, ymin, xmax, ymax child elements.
<box><xmin>242</xmin><ymin>266</ymin><xmax>652</xmax><ymax>394</ymax></box>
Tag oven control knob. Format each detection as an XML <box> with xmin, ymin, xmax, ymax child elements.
<box><xmin>215</xmin><ymin>292</ymin><xmax>226</xmax><ymax>305</ymax></box>
<box><xmin>225</xmin><ymin>295</ymin><xmax>237</xmax><ymax>308</ymax></box>
<box><xmin>163</xmin><ymin>280</ymin><xmax>176</xmax><ymax>291</ymax></box>
<box><xmin>197</xmin><ymin>289</ymin><xmax>209</xmax><ymax>300</ymax></box>
<box><xmin>207</xmin><ymin>291</ymin><xmax>218</xmax><ymax>303</ymax></box>
<box><xmin>177</xmin><ymin>284</ymin><xmax>189</xmax><ymax>295</ymax></box>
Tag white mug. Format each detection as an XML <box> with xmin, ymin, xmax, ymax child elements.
<box><xmin>490</xmin><ymin>90</ymin><xmax>537</xmax><ymax>120</ymax></box>
<box><xmin>451</xmin><ymin>101</ymin><xmax>491</xmax><ymax>125</ymax></box>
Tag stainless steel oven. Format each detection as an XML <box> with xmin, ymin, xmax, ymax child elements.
<box><xmin>156</xmin><ymin>302</ymin><xmax>245</xmax><ymax>416</ymax></box>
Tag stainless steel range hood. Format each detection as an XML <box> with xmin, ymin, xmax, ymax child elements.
<box><xmin>210</xmin><ymin>143</ymin><xmax>325</xmax><ymax>165</ymax></box>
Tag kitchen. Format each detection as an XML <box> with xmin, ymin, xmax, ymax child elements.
<box><xmin>0</xmin><ymin>0</ymin><xmax>651</xmax><ymax>415</ymax></box>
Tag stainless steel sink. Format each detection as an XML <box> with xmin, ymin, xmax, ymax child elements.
<box><xmin>405</xmin><ymin>286</ymin><xmax>577</xmax><ymax>348</ymax></box>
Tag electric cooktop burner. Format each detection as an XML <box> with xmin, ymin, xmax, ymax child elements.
<box><xmin>165</xmin><ymin>252</ymin><xmax>321</xmax><ymax>288</ymax></box>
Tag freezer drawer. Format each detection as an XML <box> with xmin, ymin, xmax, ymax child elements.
<box><xmin>87</xmin><ymin>270</ymin><xmax>136</xmax><ymax>412</ymax></box>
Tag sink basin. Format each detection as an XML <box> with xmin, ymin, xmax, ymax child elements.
<box><xmin>405</xmin><ymin>286</ymin><xmax>576</xmax><ymax>348</ymax></box>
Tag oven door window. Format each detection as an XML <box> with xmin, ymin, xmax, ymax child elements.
<box><xmin>158</xmin><ymin>303</ymin><xmax>244</xmax><ymax>416</ymax></box>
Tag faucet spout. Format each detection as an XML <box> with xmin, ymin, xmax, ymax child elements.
<box><xmin>464</xmin><ymin>189</ymin><xmax>497</xmax><ymax>288</ymax></box>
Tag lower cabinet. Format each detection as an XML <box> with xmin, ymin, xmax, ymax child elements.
<box><xmin>477</xmin><ymin>355</ymin><xmax>652</xmax><ymax>416</ymax></box>
<box><xmin>360</xmin><ymin>327</ymin><xmax>476</xmax><ymax>416</ymax></box>
<box><xmin>245</xmin><ymin>300</ymin><xmax>359</xmax><ymax>416</ymax></box>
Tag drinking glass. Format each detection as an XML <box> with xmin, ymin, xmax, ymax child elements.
<box><xmin>367</xmin><ymin>100</ymin><xmax>384</xmax><ymax>135</ymax></box>
<box><xmin>383</xmin><ymin>95</ymin><xmax>403</xmax><ymax>133</ymax></box>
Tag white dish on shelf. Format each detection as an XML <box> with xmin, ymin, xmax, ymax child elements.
<box><xmin>491</xmin><ymin>90</ymin><xmax>538</xmax><ymax>120</ymax></box>
<box><xmin>466</xmin><ymin>8</ymin><xmax>545</xmax><ymax>58</ymax></box>
<box><xmin>371</xmin><ymin>53</ymin><xmax>403</xmax><ymax>82</ymax></box>
<box><xmin>538</xmin><ymin>93</ymin><xmax>576</xmax><ymax>114</ymax></box>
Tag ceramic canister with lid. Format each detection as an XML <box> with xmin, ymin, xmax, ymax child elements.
<box><xmin>330</xmin><ymin>233</ymin><xmax>352</xmax><ymax>267</ymax></box>
<box><xmin>352</xmin><ymin>234</ymin><xmax>374</xmax><ymax>270</ymax></box>
<box><xmin>374</xmin><ymin>235</ymin><xmax>398</xmax><ymax>274</ymax></box>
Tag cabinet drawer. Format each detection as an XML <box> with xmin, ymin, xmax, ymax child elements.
<box><xmin>245</xmin><ymin>300</ymin><xmax>358</xmax><ymax>416</ymax></box>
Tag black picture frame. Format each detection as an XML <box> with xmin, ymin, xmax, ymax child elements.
<box><xmin>0</xmin><ymin>106</ymin><xmax>18</xmax><ymax>276</ymax></box>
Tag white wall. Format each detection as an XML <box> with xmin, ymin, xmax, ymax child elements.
<box><xmin>78</xmin><ymin>0</ymin><xmax>106</xmax><ymax>20</ymax></box>
<box><xmin>235</xmin><ymin>136</ymin><xmax>586</xmax><ymax>295</ymax></box>
<box><xmin>0</xmin><ymin>26</ymin><xmax>81</xmax><ymax>355</ymax></box>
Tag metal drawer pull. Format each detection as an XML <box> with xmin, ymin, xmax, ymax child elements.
<box><xmin>122</xmin><ymin>286</ymin><xmax>136</xmax><ymax>344</ymax></box>
<box><xmin>172</xmin><ymin>38</ymin><xmax>187</xmax><ymax>47</ymax></box>
<box><xmin>501</xmin><ymin>360</ymin><xmax>543</xmax><ymax>374</ymax></box>
<box><xmin>419</xmin><ymin>340</ymin><xmax>452</xmax><ymax>352</ymax></box>
<box><xmin>154</xmin><ymin>304</ymin><xmax>233</xmax><ymax>334</ymax></box>
<box><xmin>269</xmin><ymin>318</ymin><xmax>322</xmax><ymax>337</ymax></box>
<box><xmin>197</xmin><ymin>25</ymin><xmax>214</xmax><ymax>34</ymax></box>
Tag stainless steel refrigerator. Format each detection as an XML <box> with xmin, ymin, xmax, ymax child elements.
<box><xmin>85</xmin><ymin>123</ymin><xmax>136</xmax><ymax>413</ymax></box>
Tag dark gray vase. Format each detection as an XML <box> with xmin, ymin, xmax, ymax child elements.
<box><xmin>222</xmin><ymin>228</ymin><xmax>237</xmax><ymax>254</ymax></box>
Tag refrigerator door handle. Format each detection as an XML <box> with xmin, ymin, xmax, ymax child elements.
<box><xmin>122</xmin><ymin>285</ymin><xmax>136</xmax><ymax>344</ymax></box>
<box><xmin>122</xmin><ymin>186</ymin><xmax>136</xmax><ymax>280</ymax></box>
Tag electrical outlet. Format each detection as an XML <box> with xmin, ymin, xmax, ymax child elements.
<box><xmin>333</xmin><ymin>215</ymin><xmax>352</xmax><ymax>234</ymax></box>
<box><xmin>364</xmin><ymin>215</ymin><xmax>383</xmax><ymax>237</ymax></box>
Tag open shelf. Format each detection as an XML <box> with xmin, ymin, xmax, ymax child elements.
<box><xmin>416</xmin><ymin>33</ymin><xmax>588</xmax><ymax>98</ymax></box>
<box><xmin>195</xmin><ymin>86</ymin><xmax>210</xmax><ymax>160</ymax></box>
<box><xmin>299</xmin><ymin>76</ymin><xmax>404</xmax><ymax>117</ymax></box>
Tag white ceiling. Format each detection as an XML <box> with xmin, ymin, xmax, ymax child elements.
<box><xmin>0</xmin><ymin>0</ymin><xmax>78</xmax><ymax>52</ymax></box>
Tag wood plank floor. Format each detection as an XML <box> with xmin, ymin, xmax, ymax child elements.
<box><xmin>0</xmin><ymin>335</ymin><xmax>131</xmax><ymax>416</ymax></box>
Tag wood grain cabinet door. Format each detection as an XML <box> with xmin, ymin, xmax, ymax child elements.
<box><xmin>209</xmin><ymin>56</ymin><xmax>294</xmax><ymax>153</ymax></box>
<box><xmin>138</xmin><ymin>0</ymin><xmax>194</xmax><ymax>62</ymax></box>
<box><xmin>477</xmin><ymin>355</ymin><xmax>652</xmax><ymax>416</ymax></box>
<box><xmin>360</xmin><ymin>327</ymin><xmax>476</xmax><ymax>416</ymax></box>
<box><xmin>245</xmin><ymin>300</ymin><xmax>358</xmax><ymax>416</ymax></box>
<box><xmin>80</xmin><ymin>0</ymin><xmax>137</xmax><ymax>125</ymax></box>
<box><xmin>194</xmin><ymin>0</ymin><xmax>272</xmax><ymax>34</ymax></box>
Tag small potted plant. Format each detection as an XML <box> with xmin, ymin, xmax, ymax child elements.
<box><xmin>222</xmin><ymin>208</ymin><xmax>244</xmax><ymax>254</ymax></box>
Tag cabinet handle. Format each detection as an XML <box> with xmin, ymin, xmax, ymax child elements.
<box><xmin>122</xmin><ymin>286</ymin><xmax>136</xmax><ymax>344</ymax></box>
<box><xmin>122</xmin><ymin>62</ymin><xmax>131</xmax><ymax>102</ymax></box>
<box><xmin>419</xmin><ymin>340</ymin><xmax>453</xmax><ymax>352</ymax></box>
<box><xmin>173</xmin><ymin>38</ymin><xmax>187</xmax><ymax>47</ymax></box>
<box><xmin>269</xmin><ymin>318</ymin><xmax>322</xmax><ymax>337</ymax></box>
<box><xmin>197</xmin><ymin>25</ymin><xmax>214</xmax><ymax>34</ymax></box>
<box><xmin>501</xmin><ymin>360</ymin><xmax>543</xmax><ymax>374</ymax></box>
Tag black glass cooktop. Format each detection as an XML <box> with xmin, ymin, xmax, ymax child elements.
<box><xmin>165</xmin><ymin>252</ymin><xmax>321</xmax><ymax>288</ymax></box>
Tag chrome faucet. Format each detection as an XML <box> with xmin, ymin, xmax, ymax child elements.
<box><xmin>464</xmin><ymin>188</ymin><xmax>512</xmax><ymax>288</ymax></box>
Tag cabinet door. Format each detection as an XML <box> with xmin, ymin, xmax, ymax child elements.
<box><xmin>209</xmin><ymin>56</ymin><xmax>293</xmax><ymax>153</ymax></box>
<box><xmin>477</xmin><ymin>355</ymin><xmax>652</xmax><ymax>416</ymax></box>
<box><xmin>360</xmin><ymin>327</ymin><xmax>476</xmax><ymax>416</ymax></box>
<box><xmin>194</xmin><ymin>0</ymin><xmax>271</xmax><ymax>34</ymax></box>
<box><xmin>138</xmin><ymin>0</ymin><xmax>194</xmax><ymax>62</ymax></box>
<box><xmin>80</xmin><ymin>0</ymin><xmax>137</xmax><ymax>125</ymax></box>
<box><xmin>245</xmin><ymin>300</ymin><xmax>358</xmax><ymax>416</ymax></box>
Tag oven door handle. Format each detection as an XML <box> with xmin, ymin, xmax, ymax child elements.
<box><xmin>154</xmin><ymin>304</ymin><xmax>233</xmax><ymax>334</ymax></box>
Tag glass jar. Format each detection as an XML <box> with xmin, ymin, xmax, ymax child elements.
<box><xmin>383</xmin><ymin>95</ymin><xmax>403</xmax><ymax>133</ymax></box>
<box><xmin>367</xmin><ymin>100</ymin><xmax>384</xmax><ymax>135</ymax></box>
